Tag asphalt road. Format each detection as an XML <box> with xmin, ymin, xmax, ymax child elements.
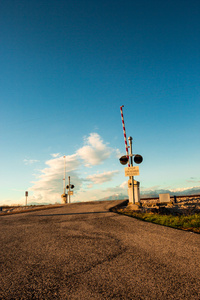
<box><xmin>1</xmin><ymin>200</ymin><xmax>200</xmax><ymax>300</ymax></box>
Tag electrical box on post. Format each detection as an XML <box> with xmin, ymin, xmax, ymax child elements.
<box><xmin>134</xmin><ymin>181</ymin><xmax>140</xmax><ymax>204</ymax></box>
<box><xmin>128</xmin><ymin>179</ymin><xmax>132</xmax><ymax>188</ymax></box>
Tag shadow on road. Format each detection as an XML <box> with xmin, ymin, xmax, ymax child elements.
<box><xmin>35</xmin><ymin>211</ymin><xmax>111</xmax><ymax>217</ymax></box>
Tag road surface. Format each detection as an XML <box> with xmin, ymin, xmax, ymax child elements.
<box><xmin>1</xmin><ymin>200</ymin><xmax>200</xmax><ymax>299</ymax></box>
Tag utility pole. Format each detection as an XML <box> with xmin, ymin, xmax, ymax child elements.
<box><xmin>61</xmin><ymin>156</ymin><xmax>68</xmax><ymax>204</ymax></box>
<box><xmin>68</xmin><ymin>176</ymin><xmax>71</xmax><ymax>204</ymax></box>
<box><xmin>25</xmin><ymin>191</ymin><xmax>28</xmax><ymax>206</ymax></box>
<box><xmin>63</xmin><ymin>156</ymin><xmax>67</xmax><ymax>202</ymax></box>
<box><xmin>128</xmin><ymin>136</ymin><xmax>135</xmax><ymax>204</ymax></box>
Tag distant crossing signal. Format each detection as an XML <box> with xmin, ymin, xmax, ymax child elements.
<box><xmin>66</xmin><ymin>184</ymin><xmax>75</xmax><ymax>189</ymax></box>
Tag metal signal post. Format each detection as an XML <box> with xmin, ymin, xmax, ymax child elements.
<box><xmin>119</xmin><ymin>106</ymin><xmax>143</xmax><ymax>206</ymax></box>
<box><xmin>128</xmin><ymin>136</ymin><xmax>135</xmax><ymax>204</ymax></box>
<box><xmin>68</xmin><ymin>176</ymin><xmax>71</xmax><ymax>204</ymax></box>
<box><xmin>66</xmin><ymin>176</ymin><xmax>75</xmax><ymax>204</ymax></box>
<box><xmin>61</xmin><ymin>156</ymin><xmax>67</xmax><ymax>204</ymax></box>
<box><xmin>25</xmin><ymin>191</ymin><xmax>28</xmax><ymax>206</ymax></box>
<box><xmin>63</xmin><ymin>156</ymin><xmax>66</xmax><ymax>195</ymax></box>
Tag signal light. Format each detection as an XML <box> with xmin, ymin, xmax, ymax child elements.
<box><xmin>119</xmin><ymin>155</ymin><xmax>129</xmax><ymax>165</ymax></box>
<box><xmin>134</xmin><ymin>154</ymin><xmax>143</xmax><ymax>164</ymax></box>
<box><xmin>66</xmin><ymin>184</ymin><xmax>75</xmax><ymax>189</ymax></box>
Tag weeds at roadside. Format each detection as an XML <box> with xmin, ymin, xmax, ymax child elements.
<box><xmin>117</xmin><ymin>209</ymin><xmax>200</xmax><ymax>233</ymax></box>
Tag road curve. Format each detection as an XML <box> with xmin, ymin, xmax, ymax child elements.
<box><xmin>1</xmin><ymin>200</ymin><xmax>200</xmax><ymax>299</ymax></box>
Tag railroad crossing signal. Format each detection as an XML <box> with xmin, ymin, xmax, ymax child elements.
<box><xmin>119</xmin><ymin>154</ymin><xmax>143</xmax><ymax>165</ymax></box>
<box><xmin>134</xmin><ymin>154</ymin><xmax>143</xmax><ymax>164</ymax></box>
<box><xmin>25</xmin><ymin>191</ymin><xmax>28</xmax><ymax>206</ymax></box>
<box><xmin>119</xmin><ymin>155</ymin><xmax>129</xmax><ymax>165</ymax></box>
<box><xmin>66</xmin><ymin>184</ymin><xmax>75</xmax><ymax>189</ymax></box>
<box><xmin>67</xmin><ymin>176</ymin><xmax>74</xmax><ymax>204</ymax></box>
<box><xmin>119</xmin><ymin>106</ymin><xmax>143</xmax><ymax>205</ymax></box>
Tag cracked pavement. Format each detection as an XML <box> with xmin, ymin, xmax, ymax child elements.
<box><xmin>1</xmin><ymin>200</ymin><xmax>200</xmax><ymax>299</ymax></box>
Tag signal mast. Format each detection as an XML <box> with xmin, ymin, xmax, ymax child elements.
<box><xmin>119</xmin><ymin>105</ymin><xmax>143</xmax><ymax>205</ymax></box>
<box><xmin>61</xmin><ymin>156</ymin><xmax>67</xmax><ymax>204</ymax></box>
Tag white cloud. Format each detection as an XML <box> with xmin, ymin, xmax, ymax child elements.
<box><xmin>115</xmin><ymin>148</ymin><xmax>123</xmax><ymax>158</ymax></box>
<box><xmin>186</xmin><ymin>179</ymin><xmax>200</xmax><ymax>183</ymax></box>
<box><xmin>74</xmin><ymin>186</ymin><xmax>127</xmax><ymax>203</ymax></box>
<box><xmin>120</xmin><ymin>181</ymin><xmax>128</xmax><ymax>189</ymax></box>
<box><xmin>140</xmin><ymin>185</ymin><xmax>160</xmax><ymax>192</ymax></box>
<box><xmin>26</xmin><ymin>133</ymin><xmax>121</xmax><ymax>204</ymax></box>
<box><xmin>24</xmin><ymin>159</ymin><xmax>39</xmax><ymax>165</ymax></box>
<box><xmin>44</xmin><ymin>154</ymin><xmax>79</xmax><ymax>175</ymax></box>
<box><xmin>25</xmin><ymin>133</ymin><xmax>147</xmax><ymax>205</ymax></box>
<box><xmin>86</xmin><ymin>184</ymin><xmax>94</xmax><ymax>189</ymax></box>
<box><xmin>87</xmin><ymin>170</ymin><xmax>119</xmax><ymax>184</ymax></box>
<box><xmin>77</xmin><ymin>133</ymin><xmax>111</xmax><ymax>167</ymax></box>
<box><xmin>170</xmin><ymin>186</ymin><xmax>200</xmax><ymax>193</ymax></box>
<box><xmin>29</xmin><ymin>154</ymin><xmax>81</xmax><ymax>203</ymax></box>
<box><xmin>51</xmin><ymin>153</ymin><xmax>60</xmax><ymax>158</ymax></box>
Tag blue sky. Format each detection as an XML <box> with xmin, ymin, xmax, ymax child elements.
<box><xmin>0</xmin><ymin>0</ymin><xmax>200</xmax><ymax>205</ymax></box>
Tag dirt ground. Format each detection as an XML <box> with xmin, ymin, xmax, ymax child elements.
<box><xmin>0</xmin><ymin>204</ymin><xmax>63</xmax><ymax>215</ymax></box>
<box><xmin>140</xmin><ymin>195</ymin><xmax>200</xmax><ymax>215</ymax></box>
<box><xmin>1</xmin><ymin>195</ymin><xmax>200</xmax><ymax>216</ymax></box>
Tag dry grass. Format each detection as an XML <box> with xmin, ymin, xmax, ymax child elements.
<box><xmin>117</xmin><ymin>208</ymin><xmax>200</xmax><ymax>233</ymax></box>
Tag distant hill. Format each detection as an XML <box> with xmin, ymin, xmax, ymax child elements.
<box><xmin>99</xmin><ymin>187</ymin><xmax>200</xmax><ymax>201</ymax></box>
<box><xmin>27</xmin><ymin>202</ymin><xmax>52</xmax><ymax>206</ymax></box>
<box><xmin>99</xmin><ymin>193</ymin><xmax>128</xmax><ymax>201</ymax></box>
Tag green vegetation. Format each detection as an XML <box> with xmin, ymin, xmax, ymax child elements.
<box><xmin>117</xmin><ymin>209</ymin><xmax>200</xmax><ymax>233</ymax></box>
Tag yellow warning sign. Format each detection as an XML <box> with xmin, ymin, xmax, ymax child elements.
<box><xmin>125</xmin><ymin>166</ymin><xmax>139</xmax><ymax>177</ymax></box>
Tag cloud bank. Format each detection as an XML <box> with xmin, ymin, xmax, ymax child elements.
<box><xmin>87</xmin><ymin>171</ymin><xmax>119</xmax><ymax>185</ymax></box>
<box><xmin>77</xmin><ymin>133</ymin><xmax>111</xmax><ymax>167</ymax></box>
<box><xmin>23</xmin><ymin>159</ymin><xmax>39</xmax><ymax>165</ymax></box>
<box><xmin>29</xmin><ymin>154</ymin><xmax>81</xmax><ymax>203</ymax></box>
<box><xmin>28</xmin><ymin>133</ymin><xmax>119</xmax><ymax>204</ymax></box>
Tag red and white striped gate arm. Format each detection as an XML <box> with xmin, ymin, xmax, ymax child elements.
<box><xmin>120</xmin><ymin>105</ymin><xmax>130</xmax><ymax>167</ymax></box>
